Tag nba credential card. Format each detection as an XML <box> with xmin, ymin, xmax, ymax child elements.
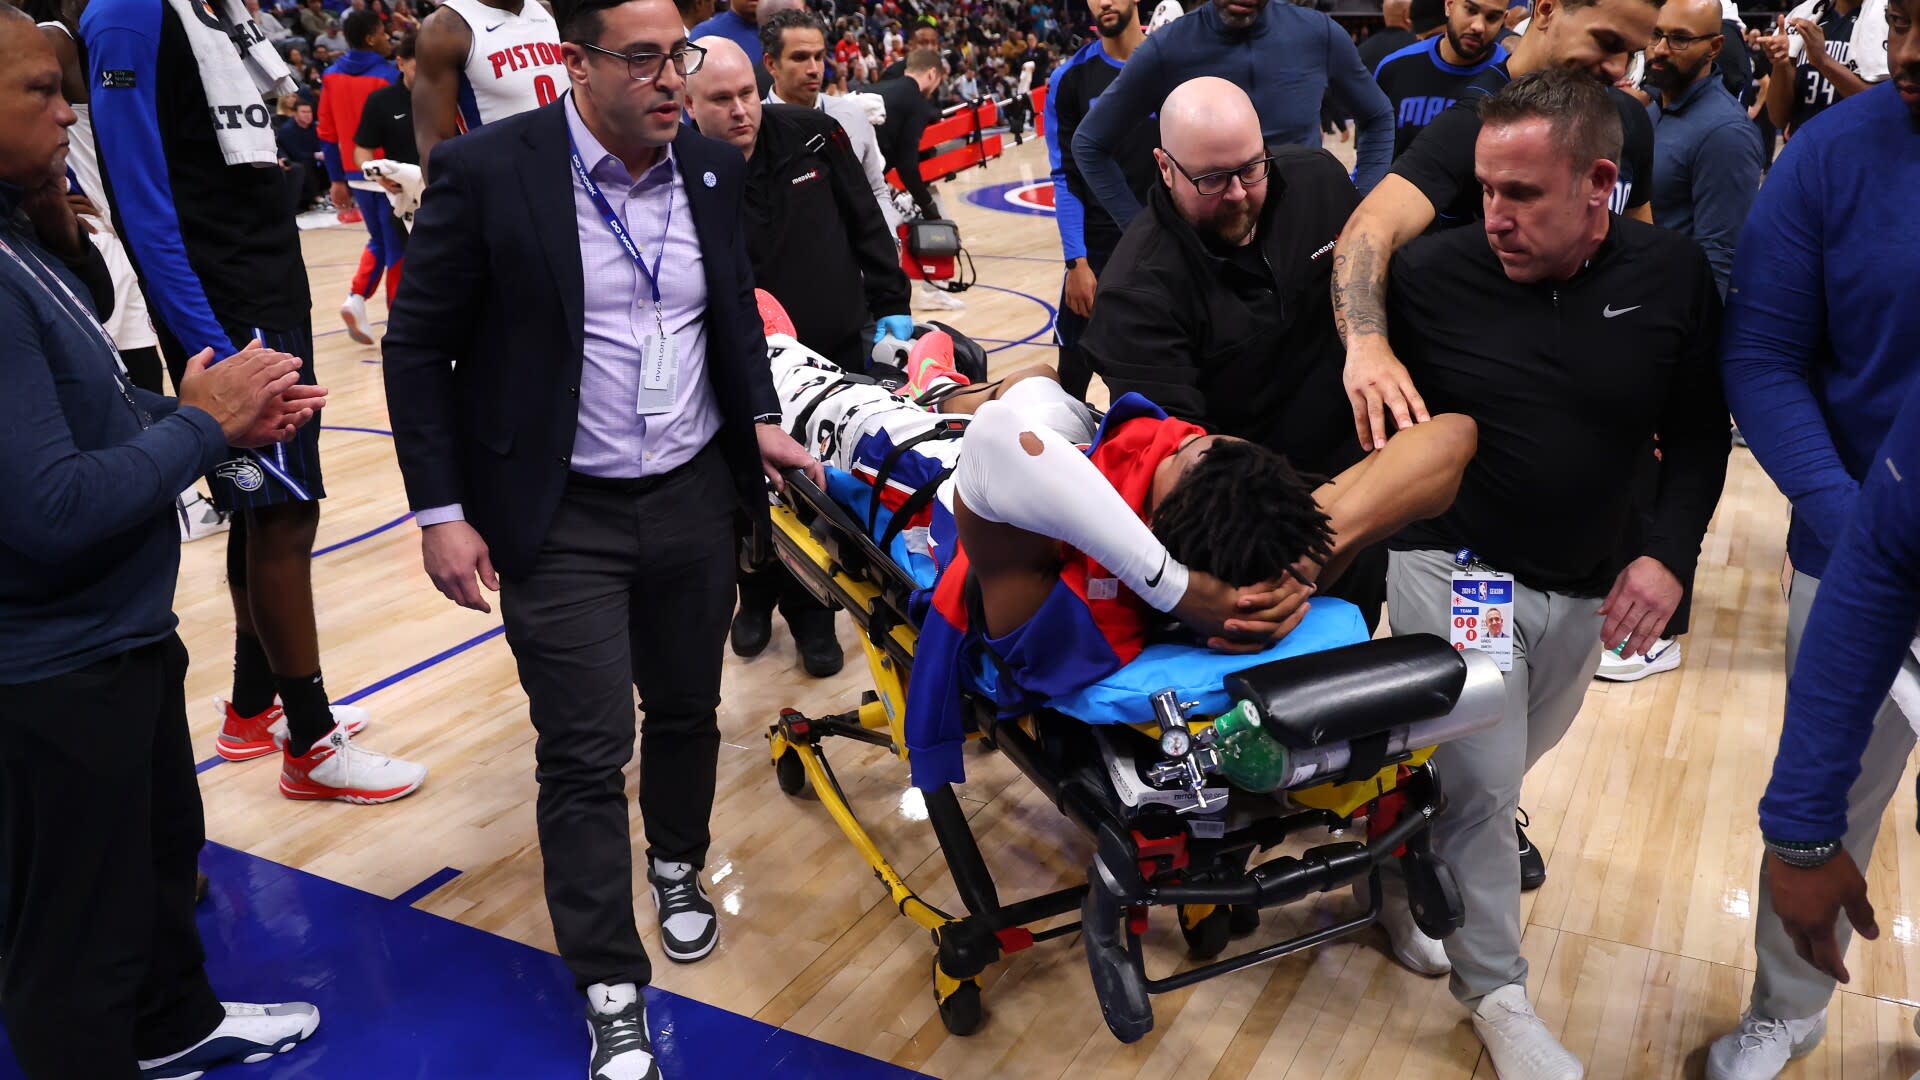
<box><xmin>1450</xmin><ymin>569</ymin><xmax>1515</xmax><ymax>672</ymax></box>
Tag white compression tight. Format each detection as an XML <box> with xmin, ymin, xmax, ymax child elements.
<box><xmin>952</xmin><ymin>388</ymin><xmax>1189</xmax><ymax>613</ymax></box>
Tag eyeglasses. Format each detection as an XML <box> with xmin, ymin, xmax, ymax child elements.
<box><xmin>581</xmin><ymin>41</ymin><xmax>708</xmax><ymax>82</ymax></box>
<box><xmin>1161</xmin><ymin>151</ymin><xmax>1274</xmax><ymax>196</ymax></box>
<box><xmin>1647</xmin><ymin>29</ymin><xmax>1719</xmax><ymax>49</ymax></box>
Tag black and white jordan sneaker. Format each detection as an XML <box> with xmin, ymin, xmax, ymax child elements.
<box><xmin>587</xmin><ymin>983</ymin><xmax>662</xmax><ymax>1080</ymax></box>
<box><xmin>647</xmin><ymin>859</ymin><xmax>718</xmax><ymax>962</ymax></box>
<box><xmin>138</xmin><ymin>1001</ymin><xmax>319</xmax><ymax>1079</ymax></box>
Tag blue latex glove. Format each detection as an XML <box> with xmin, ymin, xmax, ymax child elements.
<box><xmin>874</xmin><ymin>315</ymin><xmax>916</xmax><ymax>344</ymax></box>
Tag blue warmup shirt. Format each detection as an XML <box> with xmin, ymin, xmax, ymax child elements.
<box><xmin>83</xmin><ymin>0</ymin><xmax>312</xmax><ymax>353</ymax></box>
<box><xmin>0</xmin><ymin>184</ymin><xmax>230</xmax><ymax>683</ymax></box>
<box><xmin>1069</xmin><ymin>1</ymin><xmax>1393</xmax><ymax>228</ymax></box>
<box><xmin>1760</xmin><ymin>378</ymin><xmax>1920</xmax><ymax>842</ymax></box>
<box><xmin>1370</xmin><ymin>36</ymin><xmax>1507</xmax><ymax>160</ymax></box>
<box><xmin>1045</xmin><ymin>38</ymin><xmax>1158</xmax><ymax>262</ymax></box>
<box><xmin>1721</xmin><ymin>82</ymin><xmax>1920</xmax><ymax>581</ymax></box>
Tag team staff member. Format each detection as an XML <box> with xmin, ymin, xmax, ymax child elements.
<box><xmin>1045</xmin><ymin>0</ymin><xmax>1151</xmax><ymax>400</ymax></box>
<box><xmin>1078</xmin><ymin>79</ymin><xmax>1388</xmax><ymax>632</ymax></box>
<box><xmin>1072</xmin><ymin>0</ymin><xmax>1394</xmax><ymax>228</ymax></box>
<box><xmin>412</xmin><ymin>0</ymin><xmax>561</xmax><ymax>173</ymax></box>
<box><xmin>318</xmin><ymin>10</ymin><xmax>400</xmax><ymax>344</ymax></box>
<box><xmin>880</xmin><ymin>20</ymin><xmax>938</xmax><ymax>80</ymax></box>
<box><xmin>1644</xmin><ymin>0</ymin><xmax>1763</xmax><ymax>295</ymax></box>
<box><xmin>1383</xmin><ymin>70</ymin><xmax>1728</xmax><ymax>1080</ymax></box>
<box><xmin>354</xmin><ymin>29</ymin><xmax>422</xmax><ymax>216</ymax></box>
<box><xmin>84</xmin><ymin>0</ymin><xmax>426</xmax><ymax>801</ymax></box>
<box><xmin>1371</xmin><ymin>0</ymin><xmax>1509</xmax><ymax>158</ymax></box>
<box><xmin>382</xmin><ymin>0</ymin><xmax>818</xmax><ymax>1072</ymax></box>
<box><xmin>872</xmin><ymin>47</ymin><xmax>942</xmax><ymax>219</ymax></box>
<box><xmin>684</xmin><ymin>37</ymin><xmax>912</xmax><ymax>677</ymax></box>
<box><xmin>1706</xmin><ymin>5</ymin><xmax>1920</xmax><ymax>1070</ymax></box>
<box><xmin>1331</xmin><ymin>0</ymin><xmax>1660</xmax><ymax>456</ymax></box>
<box><xmin>759</xmin><ymin>8</ymin><xmax>899</xmax><ymax>229</ymax></box>
<box><xmin>0</xmin><ymin>14</ymin><xmax>329</xmax><ymax>1072</ymax></box>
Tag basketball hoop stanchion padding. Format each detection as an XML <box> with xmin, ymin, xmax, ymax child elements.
<box><xmin>1031</xmin><ymin>85</ymin><xmax>1047</xmax><ymax>138</ymax></box>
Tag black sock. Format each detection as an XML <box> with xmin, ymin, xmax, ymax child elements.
<box><xmin>276</xmin><ymin>671</ymin><xmax>333</xmax><ymax>757</ymax></box>
<box><xmin>231</xmin><ymin>632</ymin><xmax>276</xmax><ymax>717</ymax></box>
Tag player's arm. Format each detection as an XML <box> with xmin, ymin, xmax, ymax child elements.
<box><xmin>1322</xmin><ymin>16</ymin><xmax>1394</xmax><ymax>194</ymax></box>
<box><xmin>1760</xmin><ymin>379</ymin><xmax>1920</xmax><ymax>845</ymax></box>
<box><xmin>82</xmin><ymin>20</ymin><xmax>234</xmax><ymax>354</ymax></box>
<box><xmin>1720</xmin><ymin>139</ymin><xmax>1858</xmax><ymax>547</ymax></box>
<box><xmin>1760</xmin><ymin>21</ymin><xmax>1798</xmax><ymax>128</ymax></box>
<box><xmin>412</xmin><ymin>6</ymin><xmax>473</xmax><ymax>179</ymax></box>
<box><xmin>1069</xmin><ymin>38</ymin><xmax>1168</xmax><ymax>230</ymax></box>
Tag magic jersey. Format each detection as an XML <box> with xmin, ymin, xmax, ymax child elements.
<box><xmin>438</xmin><ymin>0</ymin><xmax>562</xmax><ymax>131</ymax></box>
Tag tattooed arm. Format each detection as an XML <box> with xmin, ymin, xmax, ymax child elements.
<box><xmin>1331</xmin><ymin>173</ymin><xmax>1439</xmax><ymax>451</ymax></box>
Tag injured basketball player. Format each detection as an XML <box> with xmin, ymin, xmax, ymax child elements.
<box><xmin>756</xmin><ymin>290</ymin><xmax>1479</xmax><ymax>790</ymax></box>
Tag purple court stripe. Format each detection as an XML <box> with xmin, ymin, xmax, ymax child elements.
<box><xmin>195</xmin><ymin>754</ymin><xmax>227</xmax><ymax>774</ymax></box>
<box><xmin>311</xmin><ymin>512</ymin><xmax>414</xmax><ymax>557</ymax></box>
<box><xmin>966</xmin><ymin>283</ymin><xmax>1057</xmax><ymax>354</ymax></box>
<box><xmin>394</xmin><ymin>866</ymin><xmax>464</xmax><ymax>907</ymax></box>
<box><xmin>315</xmin><ymin>317</ymin><xmax>388</xmax><ymax>341</ymax></box>
<box><xmin>333</xmin><ymin>625</ymin><xmax>508</xmax><ymax>707</ymax></box>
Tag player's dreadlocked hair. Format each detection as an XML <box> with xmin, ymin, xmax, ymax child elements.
<box><xmin>1149</xmin><ymin>439</ymin><xmax>1333</xmax><ymax>588</ymax></box>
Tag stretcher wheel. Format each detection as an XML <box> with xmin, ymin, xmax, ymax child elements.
<box><xmin>1179</xmin><ymin>905</ymin><xmax>1232</xmax><ymax>960</ymax></box>
<box><xmin>932</xmin><ymin>960</ymin><xmax>985</xmax><ymax>1036</ymax></box>
<box><xmin>773</xmin><ymin>747</ymin><xmax>810</xmax><ymax>798</ymax></box>
<box><xmin>1402</xmin><ymin>851</ymin><xmax>1465</xmax><ymax>940</ymax></box>
<box><xmin>1082</xmin><ymin>892</ymin><xmax>1154</xmax><ymax>1043</ymax></box>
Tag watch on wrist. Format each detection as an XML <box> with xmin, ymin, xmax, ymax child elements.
<box><xmin>1763</xmin><ymin>837</ymin><xmax>1842</xmax><ymax>869</ymax></box>
<box><xmin>1064</xmin><ymin>257</ymin><xmax>1083</xmax><ymax>270</ymax></box>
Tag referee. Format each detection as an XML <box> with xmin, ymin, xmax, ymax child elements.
<box><xmin>1381</xmin><ymin>69</ymin><xmax>1728</xmax><ymax>1079</ymax></box>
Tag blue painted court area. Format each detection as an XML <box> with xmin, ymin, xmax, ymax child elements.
<box><xmin>0</xmin><ymin>843</ymin><xmax>925</xmax><ymax>1079</ymax></box>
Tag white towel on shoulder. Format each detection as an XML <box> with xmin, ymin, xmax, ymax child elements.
<box><xmin>164</xmin><ymin>0</ymin><xmax>296</xmax><ymax>166</ymax></box>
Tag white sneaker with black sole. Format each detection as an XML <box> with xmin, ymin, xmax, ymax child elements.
<box><xmin>587</xmin><ymin>982</ymin><xmax>662</xmax><ymax>1080</ymax></box>
<box><xmin>1473</xmin><ymin>983</ymin><xmax>1583</xmax><ymax>1079</ymax></box>
<box><xmin>1595</xmin><ymin>639</ymin><xmax>1681</xmax><ymax>682</ymax></box>
<box><xmin>176</xmin><ymin>489</ymin><xmax>230</xmax><ymax>543</ymax></box>
<box><xmin>647</xmin><ymin>858</ymin><xmax>717</xmax><ymax>962</ymax></box>
<box><xmin>1706</xmin><ymin>1008</ymin><xmax>1825</xmax><ymax>1079</ymax></box>
<box><xmin>138</xmin><ymin>1001</ymin><xmax>319</xmax><ymax>1080</ymax></box>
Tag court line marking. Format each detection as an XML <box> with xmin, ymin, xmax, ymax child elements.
<box><xmin>963</xmin><ymin>282</ymin><xmax>1058</xmax><ymax>354</ymax></box>
<box><xmin>395</xmin><ymin>865</ymin><xmax>466</xmax><ymax>907</ymax></box>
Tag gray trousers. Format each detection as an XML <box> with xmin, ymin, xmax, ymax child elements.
<box><xmin>1387</xmin><ymin>548</ymin><xmax>1605</xmax><ymax>1006</ymax></box>
<box><xmin>1750</xmin><ymin>570</ymin><xmax>1920</xmax><ymax>1020</ymax></box>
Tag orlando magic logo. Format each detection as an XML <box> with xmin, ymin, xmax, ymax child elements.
<box><xmin>214</xmin><ymin>456</ymin><xmax>267</xmax><ymax>493</ymax></box>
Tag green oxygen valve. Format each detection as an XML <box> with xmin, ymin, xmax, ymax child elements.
<box><xmin>1209</xmin><ymin>698</ymin><xmax>1292</xmax><ymax>793</ymax></box>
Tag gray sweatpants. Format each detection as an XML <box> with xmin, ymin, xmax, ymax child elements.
<box><xmin>1750</xmin><ymin>570</ymin><xmax>1920</xmax><ymax>1020</ymax></box>
<box><xmin>1386</xmin><ymin>548</ymin><xmax>1605</xmax><ymax>1006</ymax></box>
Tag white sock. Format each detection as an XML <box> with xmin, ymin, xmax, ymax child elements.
<box><xmin>954</xmin><ymin>397</ymin><xmax>1188</xmax><ymax>612</ymax></box>
<box><xmin>588</xmin><ymin>982</ymin><xmax>639</xmax><ymax>1016</ymax></box>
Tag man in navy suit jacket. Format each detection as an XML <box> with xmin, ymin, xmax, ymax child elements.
<box><xmin>383</xmin><ymin>0</ymin><xmax>817</xmax><ymax>1072</ymax></box>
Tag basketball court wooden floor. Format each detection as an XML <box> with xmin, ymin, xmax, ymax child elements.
<box><xmin>150</xmin><ymin>137</ymin><xmax>1920</xmax><ymax>1078</ymax></box>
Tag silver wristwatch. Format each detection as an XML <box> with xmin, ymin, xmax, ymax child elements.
<box><xmin>1763</xmin><ymin>837</ymin><xmax>1842</xmax><ymax>869</ymax></box>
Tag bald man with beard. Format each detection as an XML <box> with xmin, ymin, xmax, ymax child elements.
<box><xmin>1079</xmin><ymin>77</ymin><xmax>1393</xmax><ymax>625</ymax></box>
<box><xmin>681</xmin><ymin>36</ymin><xmax>911</xmax><ymax>676</ymax></box>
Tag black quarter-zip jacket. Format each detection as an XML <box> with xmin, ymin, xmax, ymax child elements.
<box><xmin>1386</xmin><ymin>215</ymin><xmax>1730</xmax><ymax>595</ymax></box>
<box><xmin>742</xmin><ymin>104</ymin><xmax>911</xmax><ymax>370</ymax></box>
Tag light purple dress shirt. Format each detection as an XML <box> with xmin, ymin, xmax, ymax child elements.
<box><xmin>415</xmin><ymin>94</ymin><xmax>721</xmax><ymax>528</ymax></box>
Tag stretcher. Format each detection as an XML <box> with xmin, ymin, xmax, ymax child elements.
<box><xmin>757</xmin><ymin>447</ymin><xmax>1506</xmax><ymax>1044</ymax></box>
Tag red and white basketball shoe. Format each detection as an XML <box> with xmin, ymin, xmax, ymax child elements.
<box><xmin>215</xmin><ymin>698</ymin><xmax>371</xmax><ymax>761</ymax></box>
<box><xmin>904</xmin><ymin>328</ymin><xmax>969</xmax><ymax>400</ymax></box>
<box><xmin>279</xmin><ymin>723</ymin><xmax>426</xmax><ymax>804</ymax></box>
